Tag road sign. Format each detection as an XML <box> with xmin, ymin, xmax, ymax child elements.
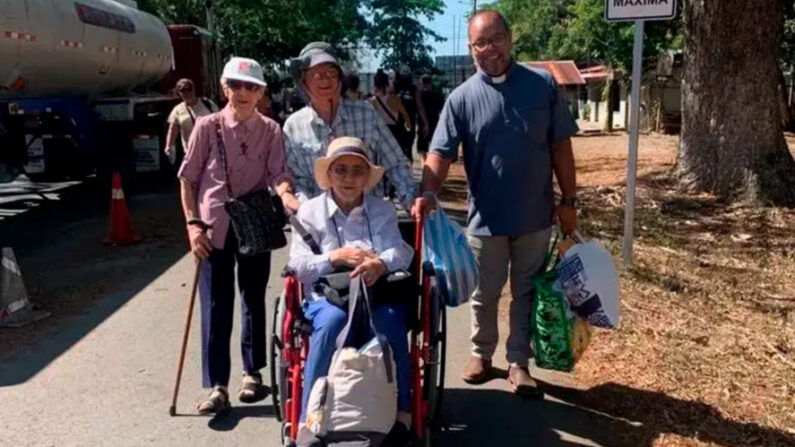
<box><xmin>606</xmin><ymin>0</ymin><xmax>677</xmax><ymax>22</ymax></box>
<box><xmin>606</xmin><ymin>1</ymin><xmax>677</xmax><ymax>267</ymax></box>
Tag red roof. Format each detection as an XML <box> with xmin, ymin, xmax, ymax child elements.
<box><xmin>521</xmin><ymin>60</ymin><xmax>586</xmax><ymax>85</ymax></box>
<box><xmin>579</xmin><ymin>64</ymin><xmax>609</xmax><ymax>81</ymax></box>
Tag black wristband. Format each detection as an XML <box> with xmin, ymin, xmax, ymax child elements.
<box><xmin>560</xmin><ymin>197</ymin><xmax>579</xmax><ymax>208</ymax></box>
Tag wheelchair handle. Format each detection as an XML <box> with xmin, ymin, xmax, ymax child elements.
<box><xmin>413</xmin><ymin>216</ymin><xmax>424</xmax><ymax>280</ymax></box>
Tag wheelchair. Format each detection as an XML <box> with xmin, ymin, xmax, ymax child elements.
<box><xmin>269</xmin><ymin>217</ymin><xmax>447</xmax><ymax>447</ymax></box>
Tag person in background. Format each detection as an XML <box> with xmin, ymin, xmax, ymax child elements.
<box><xmin>416</xmin><ymin>75</ymin><xmax>444</xmax><ymax>162</ymax></box>
<box><xmin>394</xmin><ymin>65</ymin><xmax>429</xmax><ymax>162</ymax></box>
<box><xmin>369</xmin><ymin>69</ymin><xmax>412</xmax><ymax>151</ymax></box>
<box><xmin>165</xmin><ymin>78</ymin><xmax>218</xmax><ymax>166</ymax></box>
<box><xmin>343</xmin><ymin>73</ymin><xmax>364</xmax><ymax>100</ymax></box>
<box><xmin>412</xmin><ymin>10</ymin><xmax>579</xmax><ymax>398</ymax></box>
<box><xmin>257</xmin><ymin>92</ymin><xmax>283</xmax><ymax>126</ymax></box>
<box><xmin>178</xmin><ymin>57</ymin><xmax>299</xmax><ymax>414</ymax></box>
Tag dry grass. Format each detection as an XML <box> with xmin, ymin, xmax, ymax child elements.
<box><xmin>438</xmin><ymin>133</ymin><xmax>795</xmax><ymax>447</ymax></box>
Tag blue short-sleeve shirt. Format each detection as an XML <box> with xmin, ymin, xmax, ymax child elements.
<box><xmin>430</xmin><ymin>62</ymin><xmax>578</xmax><ymax>236</ymax></box>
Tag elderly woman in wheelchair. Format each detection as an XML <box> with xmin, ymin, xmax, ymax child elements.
<box><xmin>287</xmin><ymin>136</ymin><xmax>414</xmax><ymax>444</ymax></box>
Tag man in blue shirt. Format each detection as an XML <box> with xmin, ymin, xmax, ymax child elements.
<box><xmin>412</xmin><ymin>10</ymin><xmax>579</xmax><ymax>397</ymax></box>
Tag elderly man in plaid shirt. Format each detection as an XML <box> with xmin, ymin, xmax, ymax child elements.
<box><xmin>283</xmin><ymin>42</ymin><xmax>417</xmax><ymax>210</ymax></box>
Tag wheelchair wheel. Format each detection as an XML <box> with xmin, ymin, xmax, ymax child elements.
<box><xmin>423</xmin><ymin>283</ymin><xmax>447</xmax><ymax>446</ymax></box>
<box><xmin>269</xmin><ymin>293</ymin><xmax>288</xmax><ymax>422</ymax></box>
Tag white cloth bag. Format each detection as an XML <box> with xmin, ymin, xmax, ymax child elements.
<box><xmin>305</xmin><ymin>276</ymin><xmax>397</xmax><ymax>437</ymax></box>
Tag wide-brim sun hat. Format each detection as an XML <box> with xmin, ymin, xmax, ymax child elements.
<box><xmin>314</xmin><ymin>137</ymin><xmax>384</xmax><ymax>192</ymax></box>
<box><xmin>222</xmin><ymin>56</ymin><xmax>267</xmax><ymax>88</ymax></box>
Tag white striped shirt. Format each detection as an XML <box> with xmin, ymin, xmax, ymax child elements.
<box><xmin>288</xmin><ymin>192</ymin><xmax>414</xmax><ymax>301</ymax></box>
<box><xmin>283</xmin><ymin>99</ymin><xmax>417</xmax><ymax>209</ymax></box>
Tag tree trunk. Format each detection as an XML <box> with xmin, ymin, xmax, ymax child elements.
<box><xmin>677</xmin><ymin>0</ymin><xmax>795</xmax><ymax>206</ymax></box>
<box><xmin>603</xmin><ymin>68</ymin><xmax>614</xmax><ymax>132</ymax></box>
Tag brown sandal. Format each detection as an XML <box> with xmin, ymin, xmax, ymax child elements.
<box><xmin>197</xmin><ymin>387</ymin><xmax>231</xmax><ymax>415</ymax></box>
<box><xmin>238</xmin><ymin>374</ymin><xmax>269</xmax><ymax>403</ymax></box>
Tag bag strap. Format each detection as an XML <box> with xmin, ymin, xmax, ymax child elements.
<box><xmin>288</xmin><ymin>212</ymin><xmax>322</xmax><ymax>255</ymax></box>
<box><xmin>186</xmin><ymin>103</ymin><xmax>197</xmax><ymax>126</ymax></box>
<box><xmin>214</xmin><ymin>120</ymin><xmax>234</xmax><ymax>199</ymax></box>
<box><xmin>375</xmin><ymin>95</ymin><xmax>398</xmax><ymax>125</ymax></box>
<box><xmin>334</xmin><ymin>276</ymin><xmax>395</xmax><ymax>383</ymax></box>
<box><xmin>538</xmin><ymin>229</ymin><xmax>561</xmax><ymax>274</ymax></box>
<box><xmin>200</xmin><ymin>97</ymin><xmax>214</xmax><ymax>112</ymax></box>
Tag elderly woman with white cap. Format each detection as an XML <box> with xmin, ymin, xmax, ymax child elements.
<box><xmin>288</xmin><ymin>136</ymin><xmax>414</xmax><ymax>444</ymax></box>
<box><xmin>178</xmin><ymin>57</ymin><xmax>300</xmax><ymax>414</ymax></box>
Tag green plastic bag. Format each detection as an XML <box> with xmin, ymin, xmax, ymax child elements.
<box><xmin>531</xmin><ymin>237</ymin><xmax>591</xmax><ymax>372</ymax></box>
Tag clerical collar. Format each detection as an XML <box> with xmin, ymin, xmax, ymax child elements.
<box><xmin>478</xmin><ymin>61</ymin><xmax>516</xmax><ymax>85</ymax></box>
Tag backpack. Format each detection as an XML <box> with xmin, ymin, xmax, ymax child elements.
<box><xmin>303</xmin><ymin>276</ymin><xmax>398</xmax><ymax>446</ymax></box>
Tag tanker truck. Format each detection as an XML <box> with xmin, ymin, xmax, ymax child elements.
<box><xmin>0</xmin><ymin>0</ymin><xmax>221</xmax><ymax>180</ymax></box>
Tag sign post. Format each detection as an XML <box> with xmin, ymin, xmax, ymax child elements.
<box><xmin>605</xmin><ymin>0</ymin><xmax>677</xmax><ymax>267</ymax></box>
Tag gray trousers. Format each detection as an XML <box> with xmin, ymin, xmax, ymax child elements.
<box><xmin>467</xmin><ymin>227</ymin><xmax>552</xmax><ymax>367</ymax></box>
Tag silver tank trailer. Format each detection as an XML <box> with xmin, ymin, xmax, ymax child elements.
<box><xmin>0</xmin><ymin>0</ymin><xmax>173</xmax><ymax>99</ymax></box>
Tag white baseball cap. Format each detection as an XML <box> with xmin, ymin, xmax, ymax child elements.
<box><xmin>221</xmin><ymin>57</ymin><xmax>267</xmax><ymax>87</ymax></box>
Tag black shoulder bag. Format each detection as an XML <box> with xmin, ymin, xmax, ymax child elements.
<box><xmin>215</xmin><ymin>121</ymin><xmax>287</xmax><ymax>256</ymax></box>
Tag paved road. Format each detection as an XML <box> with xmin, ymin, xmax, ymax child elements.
<box><xmin>0</xmin><ymin>184</ymin><xmax>607</xmax><ymax>447</ymax></box>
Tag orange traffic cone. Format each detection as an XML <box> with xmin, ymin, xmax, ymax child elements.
<box><xmin>104</xmin><ymin>172</ymin><xmax>140</xmax><ymax>245</ymax></box>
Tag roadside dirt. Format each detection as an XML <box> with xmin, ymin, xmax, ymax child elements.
<box><xmin>437</xmin><ymin>133</ymin><xmax>795</xmax><ymax>447</ymax></box>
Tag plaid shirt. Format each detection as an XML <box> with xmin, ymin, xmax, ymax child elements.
<box><xmin>283</xmin><ymin>99</ymin><xmax>416</xmax><ymax>209</ymax></box>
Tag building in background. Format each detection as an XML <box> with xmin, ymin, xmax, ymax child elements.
<box><xmin>521</xmin><ymin>60</ymin><xmax>585</xmax><ymax>119</ymax></box>
<box><xmin>434</xmin><ymin>55</ymin><xmax>475</xmax><ymax>92</ymax></box>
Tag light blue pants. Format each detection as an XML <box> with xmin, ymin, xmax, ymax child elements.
<box><xmin>300</xmin><ymin>298</ymin><xmax>411</xmax><ymax>421</ymax></box>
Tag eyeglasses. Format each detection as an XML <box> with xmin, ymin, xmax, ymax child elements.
<box><xmin>306</xmin><ymin>68</ymin><xmax>340</xmax><ymax>81</ymax></box>
<box><xmin>330</xmin><ymin>164</ymin><xmax>369</xmax><ymax>178</ymax></box>
<box><xmin>470</xmin><ymin>33</ymin><xmax>509</xmax><ymax>51</ymax></box>
<box><xmin>226</xmin><ymin>79</ymin><xmax>262</xmax><ymax>92</ymax></box>
<box><xmin>178</xmin><ymin>87</ymin><xmax>193</xmax><ymax>93</ymax></box>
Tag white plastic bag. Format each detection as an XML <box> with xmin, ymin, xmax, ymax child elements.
<box><xmin>555</xmin><ymin>237</ymin><xmax>620</xmax><ymax>328</ymax></box>
<box><xmin>423</xmin><ymin>209</ymin><xmax>479</xmax><ymax>306</ymax></box>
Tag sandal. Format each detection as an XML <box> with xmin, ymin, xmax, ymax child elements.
<box><xmin>238</xmin><ymin>373</ymin><xmax>269</xmax><ymax>404</ymax></box>
<box><xmin>197</xmin><ymin>386</ymin><xmax>231</xmax><ymax>415</ymax></box>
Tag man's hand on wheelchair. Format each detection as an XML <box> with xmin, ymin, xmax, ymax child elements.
<box><xmin>350</xmin><ymin>258</ymin><xmax>387</xmax><ymax>287</ymax></box>
<box><xmin>410</xmin><ymin>191</ymin><xmax>437</xmax><ymax>220</ymax></box>
<box><xmin>329</xmin><ymin>247</ymin><xmax>377</xmax><ymax>269</ymax></box>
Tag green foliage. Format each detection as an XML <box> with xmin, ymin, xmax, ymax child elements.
<box><xmin>493</xmin><ymin>0</ymin><xmax>570</xmax><ymax>60</ymax></box>
<box><xmin>783</xmin><ymin>0</ymin><xmax>795</xmax><ymax>68</ymax></box>
<box><xmin>139</xmin><ymin>0</ymin><xmax>446</xmax><ymax>76</ymax></box>
<box><xmin>364</xmin><ymin>0</ymin><xmax>446</xmax><ymax>73</ymax></box>
<box><xmin>139</xmin><ymin>0</ymin><xmax>368</xmax><ymax>69</ymax></box>
<box><xmin>491</xmin><ymin>0</ymin><xmax>683</xmax><ymax>76</ymax></box>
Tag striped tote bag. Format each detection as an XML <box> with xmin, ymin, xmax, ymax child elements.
<box><xmin>422</xmin><ymin>209</ymin><xmax>479</xmax><ymax>307</ymax></box>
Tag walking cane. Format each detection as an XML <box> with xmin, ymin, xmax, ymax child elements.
<box><xmin>169</xmin><ymin>222</ymin><xmax>210</xmax><ymax>416</ymax></box>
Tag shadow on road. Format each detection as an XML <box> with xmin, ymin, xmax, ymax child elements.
<box><xmin>0</xmin><ymin>175</ymin><xmax>187</xmax><ymax>386</ymax></box>
<box><xmin>436</xmin><ymin>383</ymin><xmax>795</xmax><ymax>447</ymax></box>
<box><xmin>207</xmin><ymin>404</ymin><xmax>275</xmax><ymax>432</ymax></box>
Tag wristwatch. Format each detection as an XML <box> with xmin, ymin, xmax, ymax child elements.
<box><xmin>187</xmin><ymin>218</ymin><xmax>205</xmax><ymax>227</ymax></box>
<box><xmin>559</xmin><ymin>197</ymin><xmax>579</xmax><ymax>209</ymax></box>
<box><xmin>421</xmin><ymin>190</ymin><xmax>437</xmax><ymax>201</ymax></box>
